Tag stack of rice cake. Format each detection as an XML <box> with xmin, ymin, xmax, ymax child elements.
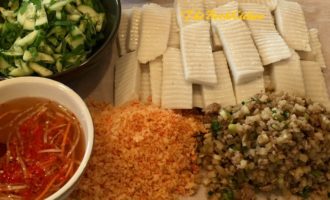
<box><xmin>114</xmin><ymin>0</ymin><xmax>329</xmax><ymax>109</ymax></box>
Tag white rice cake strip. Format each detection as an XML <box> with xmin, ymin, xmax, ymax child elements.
<box><xmin>128</xmin><ymin>8</ymin><xmax>142</xmax><ymax>52</ymax></box>
<box><xmin>271</xmin><ymin>51</ymin><xmax>305</xmax><ymax>97</ymax></box>
<box><xmin>137</xmin><ymin>4</ymin><xmax>171</xmax><ymax>64</ymax></box>
<box><xmin>301</xmin><ymin>61</ymin><xmax>329</xmax><ymax>106</ymax></box>
<box><xmin>118</xmin><ymin>9</ymin><xmax>131</xmax><ymax>56</ymax></box>
<box><xmin>115</xmin><ymin>51</ymin><xmax>141</xmax><ymax>106</ymax></box>
<box><xmin>212</xmin><ymin>16</ymin><xmax>264</xmax><ymax>84</ymax></box>
<box><xmin>204</xmin><ymin>1</ymin><xmax>223</xmax><ymax>50</ymax></box>
<box><xmin>297</xmin><ymin>50</ymin><xmax>315</xmax><ymax>61</ymax></box>
<box><xmin>193</xmin><ymin>84</ymin><xmax>204</xmax><ymax>108</ymax></box>
<box><xmin>274</xmin><ymin>0</ymin><xmax>310</xmax><ymax>52</ymax></box>
<box><xmin>297</xmin><ymin>30</ymin><xmax>316</xmax><ymax>60</ymax></box>
<box><xmin>211</xmin><ymin>23</ymin><xmax>222</xmax><ymax>51</ymax></box>
<box><xmin>235</xmin><ymin>75</ymin><xmax>265</xmax><ymax>104</ymax></box>
<box><xmin>149</xmin><ymin>58</ymin><xmax>163</xmax><ymax>106</ymax></box>
<box><xmin>181</xmin><ymin>21</ymin><xmax>217</xmax><ymax>85</ymax></box>
<box><xmin>139</xmin><ymin>64</ymin><xmax>151</xmax><ymax>103</ymax></box>
<box><xmin>215</xmin><ymin>0</ymin><xmax>233</xmax><ymax>6</ymax></box>
<box><xmin>263</xmin><ymin>66</ymin><xmax>274</xmax><ymax>91</ymax></box>
<box><xmin>299</xmin><ymin>29</ymin><xmax>327</xmax><ymax>68</ymax></box>
<box><xmin>175</xmin><ymin>0</ymin><xmax>205</xmax><ymax>28</ymax></box>
<box><xmin>204</xmin><ymin>0</ymin><xmax>217</xmax><ymax>13</ymax></box>
<box><xmin>162</xmin><ymin>48</ymin><xmax>192</xmax><ymax>109</ymax></box>
<box><xmin>237</xmin><ymin>0</ymin><xmax>278</xmax><ymax>11</ymax></box>
<box><xmin>310</xmin><ymin>29</ymin><xmax>326</xmax><ymax>69</ymax></box>
<box><xmin>202</xmin><ymin>51</ymin><xmax>236</xmax><ymax>107</ymax></box>
<box><xmin>239</xmin><ymin>3</ymin><xmax>276</xmax><ymax>32</ymax></box>
<box><xmin>168</xmin><ymin>8</ymin><xmax>180</xmax><ymax>48</ymax></box>
<box><xmin>298</xmin><ymin>29</ymin><xmax>318</xmax><ymax>61</ymax></box>
<box><xmin>252</xmin><ymin>32</ymin><xmax>291</xmax><ymax>65</ymax></box>
<box><xmin>204</xmin><ymin>0</ymin><xmax>235</xmax><ymax>15</ymax></box>
<box><xmin>240</xmin><ymin>3</ymin><xmax>291</xmax><ymax>65</ymax></box>
<box><xmin>212</xmin><ymin>1</ymin><xmax>238</xmax><ymax>16</ymax></box>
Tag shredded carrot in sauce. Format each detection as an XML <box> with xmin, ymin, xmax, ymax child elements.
<box><xmin>0</xmin><ymin>98</ymin><xmax>84</xmax><ymax>199</ymax></box>
<box><xmin>35</xmin><ymin>174</ymin><xmax>60</xmax><ymax>200</ymax></box>
<box><xmin>61</xmin><ymin>123</ymin><xmax>71</xmax><ymax>156</ymax></box>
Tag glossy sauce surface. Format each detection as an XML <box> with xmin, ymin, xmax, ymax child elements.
<box><xmin>0</xmin><ymin>98</ymin><xmax>84</xmax><ymax>199</ymax></box>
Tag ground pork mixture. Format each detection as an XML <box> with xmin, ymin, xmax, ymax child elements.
<box><xmin>199</xmin><ymin>93</ymin><xmax>330</xmax><ymax>200</ymax></box>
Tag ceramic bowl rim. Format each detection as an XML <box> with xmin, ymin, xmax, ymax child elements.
<box><xmin>0</xmin><ymin>77</ymin><xmax>94</xmax><ymax>200</ymax></box>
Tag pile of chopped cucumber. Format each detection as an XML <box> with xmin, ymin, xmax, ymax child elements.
<box><xmin>0</xmin><ymin>0</ymin><xmax>105</xmax><ymax>77</ymax></box>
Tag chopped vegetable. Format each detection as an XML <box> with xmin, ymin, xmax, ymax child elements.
<box><xmin>0</xmin><ymin>0</ymin><xmax>106</xmax><ymax>77</ymax></box>
<box><xmin>222</xmin><ymin>188</ymin><xmax>234</xmax><ymax>200</ymax></box>
<box><xmin>211</xmin><ymin>118</ymin><xmax>220</xmax><ymax>136</ymax></box>
<box><xmin>300</xmin><ymin>187</ymin><xmax>311</xmax><ymax>199</ymax></box>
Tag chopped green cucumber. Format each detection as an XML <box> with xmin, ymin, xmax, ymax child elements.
<box><xmin>1</xmin><ymin>49</ymin><xmax>23</xmax><ymax>57</ymax></box>
<box><xmin>65</xmin><ymin>3</ymin><xmax>80</xmax><ymax>14</ymax></box>
<box><xmin>35</xmin><ymin>6</ymin><xmax>48</xmax><ymax>27</ymax></box>
<box><xmin>23</xmin><ymin>50</ymin><xmax>33</xmax><ymax>61</ymax></box>
<box><xmin>56</xmin><ymin>60</ymin><xmax>63</xmax><ymax>72</ymax></box>
<box><xmin>96</xmin><ymin>13</ymin><xmax>105</xmax><ymax>32</ymax></box>
<box><xmin>29</xmin><ymin>62</ymin><xmax>53</xmax><ymax>76</ymax></box>
<box><xmin>49</xmin><ymin>0</ymin><xmax>70</xmax><ymax>11</ymax></box>
<box><xmin>14</xmin><ymin>30</ymin><xmax>39</xmax><ymax>47</ymax></box>
<box><xmin>23</xmin><ymin>50</ymin><xmax>55</xmax><ymax>63</ymax></box>
<box><xmin>0</xmin><ymin>56</ymin><xmax>12</xmax><ymax>70</ymax></box>
<box><xmin>9</xmin><ymin>61</ymin><xmax>33</xmax><ymax>77</ymax></box>
<box><xmin>68</xmin><ymin>14</ymin><xmax>81</xmax><ymax>22</ymax></box>
<box><xmin>0</xmin><ymin>0</ymin><xmax>106</xmax><ymax>77</ymax></box>
<box><xmin>77</xmin><ymin>5</ymin><xmax>97</xmax><ymax>17</ymax></box>
<box><xmin>36</xmin><ymin>52</ymin><xmax>55</xmax><ymax>63</ymax></box>
<box><xmin>17</xmin><ymin>3</ymin><xmax>36</xmax><ymax>30</ymax></box>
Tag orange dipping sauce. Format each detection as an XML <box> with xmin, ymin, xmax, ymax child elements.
<box><xmin>0</xmin><ymin>98</ymin><xmax>84</xmax><ymax>199</ymax></box>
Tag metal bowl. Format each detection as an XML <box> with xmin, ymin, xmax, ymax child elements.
<box><xmin>0</xmin><ymin>0</ymin><xmax>121</xmax><ymax>83</ymax></box>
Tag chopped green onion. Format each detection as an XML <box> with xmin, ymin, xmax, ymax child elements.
<box><xmin>222</xmin><ymin>188</ymin><xmax>234</xmax><ymax>200</ymax></box>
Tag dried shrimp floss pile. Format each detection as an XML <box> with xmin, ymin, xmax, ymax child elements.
<box><xmin>70</xmin><ymin>102</ymin><xmax>204</xmax><ymax>200</ymax></box>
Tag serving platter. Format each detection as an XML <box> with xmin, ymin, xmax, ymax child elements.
<box><xmin>65</xmin><ymin>0</ymin><xmax>330</xmax><ymax>199</ymax></box>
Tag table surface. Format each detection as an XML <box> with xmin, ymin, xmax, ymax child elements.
<box><xmin>65</xmin><ymin>0</ymin><xmax>330</xmax><ymax>199</ymax></box>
